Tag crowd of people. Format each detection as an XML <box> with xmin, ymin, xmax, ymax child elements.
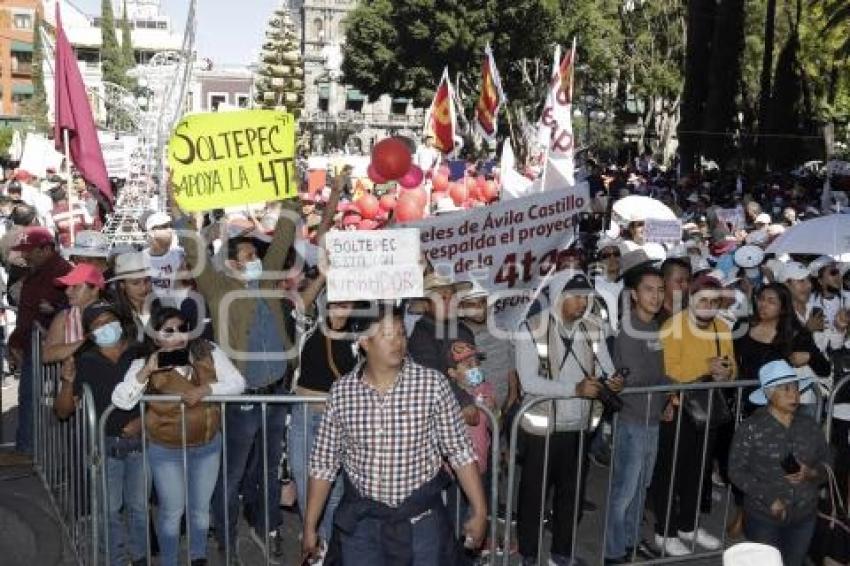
<box><xmin>1</xmin><ymin>153</ymin><xmax>849</xmax><ymax>566</ymax></box>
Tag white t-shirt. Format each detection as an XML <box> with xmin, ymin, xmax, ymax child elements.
<box><xmin>143</xmin><ymin>246</ymin><xmax>185</xmax><ymax>294</ymax></box>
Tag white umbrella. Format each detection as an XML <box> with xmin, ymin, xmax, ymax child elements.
<box><xmin>766</xmin><ymin>214</ymin><xmax>850</xmax><ymax>258</ymax></box>
<box><xmin>612</xmin><ymin>195</ymin><xmax>676</xmax><ymax>222</ymax></box>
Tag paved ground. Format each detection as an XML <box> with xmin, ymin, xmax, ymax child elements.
<box><xmin>2</xmin><ymin>374</ymin><xmax>731</xmax><ymax>565</ymax></box>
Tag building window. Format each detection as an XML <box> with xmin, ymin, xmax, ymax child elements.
<box><xmin>209</xmin><ymin>94</ymin><xmax>227</xmax><ymax>111</ymax></box>
<box><xmin>346</xmin><ymin>88</ymin><xmax>365</xmax><ymax>113</ymax></box>
<box><xmin>13</xmin><ymin>13</ymin><xmax>33</xmax><ymax>30</ymax></box>
<box><xmin>391</xmin><ymin>98</ymin><xmax>409</xmax><ymax>116</ymax></box>
<box><xmin>313</xmin><ymin>18</ymin><xmax>323</xmax><ymax>41</ymax></box>
<box><xmin>236</xmin><ymin>94</ymin><xmax>250</xmax><ymax>108</ymax></box>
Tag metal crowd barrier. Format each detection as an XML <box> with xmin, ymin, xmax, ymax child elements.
<box><xmin>97</xmin><ymin>395</ymin><xmax>502</xmax><ymax>565</ymax></box>
<box><xmin>31</xmin><ymin>329</ymin><xmax>100</xmax><ymax>566</ymax></box>
<box><xmin>502</xmin><ymin>379</ymin><xmax>827</xmax><ymax>566</ymax></box>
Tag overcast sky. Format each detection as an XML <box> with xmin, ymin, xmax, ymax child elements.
<box><xmin>73</xmin><ymin>0</ymin><xmax>281</xmax><ymax>66</ymax></box>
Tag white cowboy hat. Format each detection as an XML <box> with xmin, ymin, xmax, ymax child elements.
<box><xmin>108</xmin><ymin>252</ymin><xmax>153</xmax><ymax>282</ymax></box>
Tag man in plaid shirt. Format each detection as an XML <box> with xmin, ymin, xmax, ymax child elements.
<box><xmin>303</xmin><ymin>304</ymin><xmax>487</xmax><ymax>564</ymax></box>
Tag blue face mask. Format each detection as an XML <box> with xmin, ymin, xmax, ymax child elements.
<box><xmin>464</xmin><ymin>367</ymin><xmax>485</xmax><ymax>387</ymax></box>
<box><xmin>92</xmin><ymin>321</ymin><xmax>122</xmax><ymax>347</ymax></box>
<box><xmin>243</xmin><ymin>259</ymin><xmax>263</xmax><ymax>281</ymax></box>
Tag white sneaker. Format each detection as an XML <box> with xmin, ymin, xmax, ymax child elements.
<box><xmin>678</xmin><ymin>527</ymin><xmax>722</xmax><ymax>550</ymax></box>
<box><xmin>653</xmin><ymin>534</ymin><xmax>693</xmax><ymax>557</ymax></box>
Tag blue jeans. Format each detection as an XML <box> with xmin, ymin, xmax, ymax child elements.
<box><xmin>103</xmin><ymin>437</ymin><xmax>148</xmax><ymax>565</ymax></box>
<box><xmin>16</xmin><ymin>356</ymin><xmax>33</xmax><ymax>453</ymax></box>
<box><xmin>605</xmin><ymin>420</ymin><xmax>659</xmax><ymax>560</ymax></box>
<box><xmin>288</xmin><ymin>401</ymin><xmax>343</xmax><ymax>542</ymax></box>
<box><xmin>744</xmin><ymin>512</ymin><xmax>816</xmax><ymax>566</ymax></box>
<box><xmin>148</xmin><ymin>434</ymin><xmax>221</xmax><ymax>565</ymax></box>
<box><xmin>338</xmin><ymin>509</ymin><xmax>449</xmax><ymax>565</ymax></box>
<box><xmin>212</xmin><ymin>398</ymin><xmax>286</xmax><ymax>547</ymax></box>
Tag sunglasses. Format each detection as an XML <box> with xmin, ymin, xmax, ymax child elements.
<box><xmin>152</xmin><ymin>223</ymin><xmax>172</xmax><ymax>230</ymax></box>
<box><xmin>159</xmin><ymin>324</ymin><xmax>189</xmax><ymax>335</ymax></box>
<box><xmin>599</xmin><ymin>251</ymin><xmax>621</xmax><ymax>259</ymax></box>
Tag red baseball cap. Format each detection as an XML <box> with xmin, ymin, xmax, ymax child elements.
<box><xmin>11</xmin><ymin>226</ymin><xmax>55</xmax><ymax>251</ymax></box>
<box><xmin>56</xmin><ymin>263</ymin><xmax>106</xmax><ymax>290</ymax></box>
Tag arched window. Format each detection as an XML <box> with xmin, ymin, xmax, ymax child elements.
<box><xmin>313</xmin><ymin>18</ymin><xmax>323</xmax><ymax>41</ymax></box>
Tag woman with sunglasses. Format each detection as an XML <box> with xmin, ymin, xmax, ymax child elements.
<box><xmin>112</xmin><ymin>307</ymin><xmax>245</xmax><ymax>566</ymax></box>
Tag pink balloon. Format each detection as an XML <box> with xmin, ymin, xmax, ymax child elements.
<box><xmin>356</xmin><ymin>193</ymin><xmax>380</xmax><ymax>220</ymax></box>
<box><xmin>367</xmin><ymin>163</ymin><xmax>388</xmax><ymax>184</ymax></box>
<box><xmin>398</xmin><ymin>165</ymin><xmax>424</xmax><ymax>189</ymax></box>
<box><xmin>358</xmin><ymin>219</ymin><xmax>379</xmax><ymax>230</ymax></box>
<box><xmin>379</xmin><ymin>194</ymin><xmax>397</xmax><ymax>212</ymax></box>
<box><xmin>395</xmin><ymin>193</ymin><xmax>424</xmax><ymax>222</ymax></box>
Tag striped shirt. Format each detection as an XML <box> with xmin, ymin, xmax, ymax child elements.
<box><xmin>309</xmin><ymin>359</ymin><xmax>476</xmax><ymax>507</ymax></box>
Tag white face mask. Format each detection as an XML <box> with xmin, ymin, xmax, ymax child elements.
<box><xmin>242</xmin><ymin>259</ymin><xmax>263</xmax><ymax>281</ymax></box>
<box><xmin>92</xmin><ymin>321</ymin><xmax>122</xmax><ymax>347</ymax></box>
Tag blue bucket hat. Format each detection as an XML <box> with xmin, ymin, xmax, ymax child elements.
<box><xmin>748</xmin><ymin>359</ymin><xmax>812</xmax><ymax>406</ymax></box>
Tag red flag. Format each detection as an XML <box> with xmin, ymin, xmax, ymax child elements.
<box><xmin>425</xmin><ymin>68</ymin><xmax>456</xmax><ymax>154</ymax></box>
<box><xmin>475</xmin><ymin>45</ymin><xmax>506</xmax><ymax>141</ymax></box>
<box><xmin>54</xmin><ymin>5</ymin><xmax>113</xmax><ymax>202</ymax></box>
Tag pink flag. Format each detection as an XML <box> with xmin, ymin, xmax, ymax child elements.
<box><xmin>54</xmin><ymin>5</ymin><xmax>113</xmax><ymax>203</ymax></box>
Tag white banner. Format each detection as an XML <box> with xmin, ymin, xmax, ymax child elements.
<box><xmin>325</xmin><ymin>229</ymin><xmax>423</xmax><ymax>302</ymax></box>
<box><xmin>19</xmin><ymin>134</ymin><xmax>64</xmax><ymax>177</ymax></box>
<box><xmin>98</xmin><ymin>133</ymin><xmax>138</xmax><ymax>179</ymax></box>
<box><xmin>410</xmin><ymin>183</ymin><xmax>589</xmax><ymax>328</ymax></box>
<box><xmin>645</xmin><ymin>218</ymin><xmax>682</xmax><ymax>244</ymax></box>
<box><xmin>536</xmin><ymin>41</ymin><xmax>576</xmax><ymax>187</ymax></box>
<box><xmin>715</xmin><ymin>207</ymin><xmax>746</xmax><ymax>231</ymax></box>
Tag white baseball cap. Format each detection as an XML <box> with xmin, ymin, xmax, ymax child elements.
<box><xmin>777</xmin><ymin>261</ymin><xmax>810</xmax><ymax>283</ymax></box>
<box><xmin>754</xmin><ymin>213</ymin><xmax>771</xmax><ymax>225</ymax></box>
<box><xmin>733</xmin><ymin>245</ymin><xmax>765</xmax><ymax>269</ymax></box>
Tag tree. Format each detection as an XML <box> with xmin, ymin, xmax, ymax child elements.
<box><xmin>678</xmin><ymin>0</ymin><xmax>717</xmax><ymax>174</ymax></box>
<box><xmin>101</xmin><ymin>0</ymin><xmax>128</xmax><ymax>87</ymax></box>
<box><xmin>755</xmin><ymin>0</ymin><xmax>777</xmax><ymax>167</ymax></box>
<box><xmin>254</xmin><ymin>6</ymin><xmax>305</xmax><ymax>115</ymax></box>
<box><xmin>21</xmin><ymin>12</ymin><xmax>50</xmax><ymax>133</ymax></box>
<box><xmin>120</xmin><ymin>1</ymin><xmax>136</xmax><ymax>89</ymax></box>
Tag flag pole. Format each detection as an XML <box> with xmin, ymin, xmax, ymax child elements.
<box><xmin>63</xmin><ymin>127</ymin><xmax>75</xmax><ymax>245</ymax></box>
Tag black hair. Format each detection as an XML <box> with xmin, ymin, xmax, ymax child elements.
<box><xmin>624</xmin><ymin>265</ymin><xmax>664</xmax><ymax>291</ymax></box>
<box><xmin>50</xmin><ymin>187</ymin><xmax>67</xmax><ymax>203</ymax></box>
<box><xmin>226</xmin><ymin>236</ymin><xmax>269</xmax><ymax>262</ymax></box>
<box><xmin>751</xmin><ymin>283</ymin><xmax>800</xmax><ymax>358</ymax></box>
<box><xmin>10</xmin><ymin>203</ymin><xmax>36</xmax><ymax>226</ymax></box>
<box><xmin>351</xmin><ymin>302</ymin><xmax>404</xmax><ymax>334</ymax></box>
<box><xmin>146</xmin><ymin>306</ymin><xmax>213</xmax><ymax>360</ymax></box>
<box><xmin>661</xmin><ymin>257</ymin><xmax>692</xmax><ymax>279</ymax></box>
<box><xmin>6</xmin><ymin>180</ymin><xmax>22</xmax><ymax>194</ymax></box>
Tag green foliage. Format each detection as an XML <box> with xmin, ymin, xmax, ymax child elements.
<box><xmin>254</xmin><ymin>8</ymin><xmax>305</xmax><ymax>115</ymax></box>
<box><xmin>22</xmin><ymin>12</ymin><xmax>50</xmax><ymax>133</ymax></box>
<box><xmin>120</xmin><ymin>1</ymin><xmax>136</xmax><ymax>89</ymax></box>
<box><xmin>0</xmin><ymin>128</ymin><xmax>16</xmax><ymax>156</ymax></box>
<box><xmin>101</xmin><ymin>0</ymin><xmax>128</xmax><ymax>88</ymax></box>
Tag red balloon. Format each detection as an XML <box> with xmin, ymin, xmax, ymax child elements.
<box><xmin>399</xmin><ymin>165</ymin><xmax>424</xmax><ymax>189</ymax></box>
<box><xmin>367</xmin><ymin>163</ymin><xmax>387</xmax><ymax>184</ymax></box>
<box><xmin>481</xmin><ymin>180</ymin><xmax>499</xmax><ymax>202</ymax></box>
<box><xmin>371</xmin><ymin>137</ymin><xmax>413</xmax><ymax>180</ymax></box>
<box><xmin>356</xmin><ymin>193</ymin><xmax>380</xmax><ymax>220</ymax></box>
<box><xmin>379</xmin><ymin>194</ymin><xmax>397</xmax><ymax>212</ymax></box>
<box><xmin>432</xmin><ymin>172</ymin><xmax>449</xmax><ymax>192</ymax></box>
<box><xmin>449</xmin><ymin>182</ymin><xmax>468</xmax><ymax>205</ymax></box>
<box><xmin>358</xmin><ymin>219</ymin><xmax>379</xmax><ymax>230</ymax></box>
<box><xmin>395</xmin><ymin>193</ymin><xmax>424</xmax><ymax>222</ymax></box>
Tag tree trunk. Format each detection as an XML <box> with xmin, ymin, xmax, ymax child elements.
<box><xmin>756</xmin><ymin>0</ymin><xmax>777</xmax><ymax>170</ymax></box>
<box><xmin>678</xmin><ymin>0</ymin><xmax>716</xmax><ymax>175</ymax></box>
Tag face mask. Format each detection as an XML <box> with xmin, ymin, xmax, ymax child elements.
<box><xmin>242</xmin><ymin>259</ymin><xmax>263</xmax><ymax>281</ymax></box>
<box><xmin>92</xmin><ymin>321</ymin><xmax>122</xmax><ymax>347</ymax></box>
<box><xmin>464</xmin><ymin>367</ymin><xmax>485</xmax><ymax>387</ymax></box>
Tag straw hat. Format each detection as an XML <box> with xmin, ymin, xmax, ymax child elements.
<box><xmin>108</xmin><ymin>252</ymin><xmax>153</xmax><ymax>282</ymax></box>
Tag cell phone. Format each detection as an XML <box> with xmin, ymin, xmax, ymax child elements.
<box><xmin>158</xmin><ymin>349</ymin><xmax>190</xmax><ymax>368</ymax></box>
<box><xmin>780</xmin><ymin>453</ymin><xmax>801</xmax><ymax>475</ymax></box>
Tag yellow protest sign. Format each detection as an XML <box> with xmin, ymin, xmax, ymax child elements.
<box><xmin>167</xmin><ymin>110</ymin><xmax>297</xmax><ymax>212</ymax></box>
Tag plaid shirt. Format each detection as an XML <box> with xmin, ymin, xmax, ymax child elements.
<box><xmin>309</xmin><ymin>358</ymin><xmax>476</xmax><ymax>507</ymax></box>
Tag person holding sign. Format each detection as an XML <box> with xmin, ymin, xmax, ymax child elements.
<box><xmin>169</xmin><ymin>182</ymin><xmax>299</xmax><ymax>561</ymax></box>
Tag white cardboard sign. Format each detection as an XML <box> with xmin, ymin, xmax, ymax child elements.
<box><xmin>644</xmin><ymin>218</ymin><xmax>683</xmax><ymax>244</ymax></box>
<box><xmin>325</xmin><ymin>229</ymin><xmax>423</xmax><ymax>301</ymax></box>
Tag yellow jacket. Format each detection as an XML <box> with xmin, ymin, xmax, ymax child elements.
<box><xmin>660</xmin><ymin>310</ymin><xmax>737</xmax><ymax>383</ymax></box>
